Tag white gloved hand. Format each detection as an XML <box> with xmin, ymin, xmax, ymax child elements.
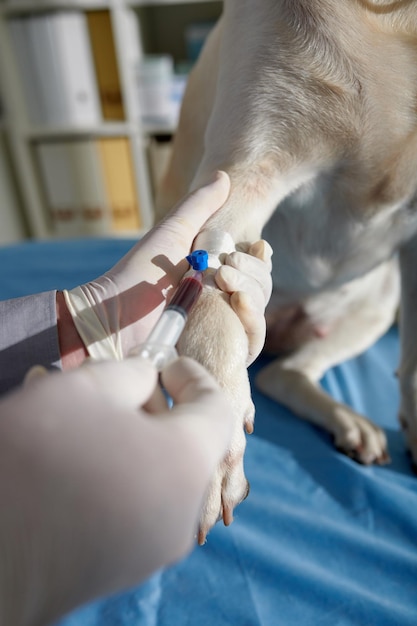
<box><xmin>215</xmin><ymin>240</ymin><xmax>273</xmax><ymax>365</ymax></box>
<box><xmin>63</xmin><ymin>171</ymin><xmax>272</xmax><ymax>365</ymax></box>
<box><xmin>0</xmin><ymin>355</ymin><xmax>233</xmax><ymax>626</ymax></box>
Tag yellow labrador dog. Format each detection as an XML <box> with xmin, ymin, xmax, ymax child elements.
<box><xmin>157</xmin><ymin>0</ymin><xmax>417</xmax><ymax>542</ymax></box>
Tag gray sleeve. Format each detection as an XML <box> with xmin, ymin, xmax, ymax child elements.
<box><xmin>0</xmin><ymin>291</ymin><xmax>62</xmax><ymax>396</ymax></box>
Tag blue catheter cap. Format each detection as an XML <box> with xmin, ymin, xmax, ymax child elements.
<box><xmin>186</xmin><ymin>249</ymin><xmax>209</xmax><ymax>271</ymax></box>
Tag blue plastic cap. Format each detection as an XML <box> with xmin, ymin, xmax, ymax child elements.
<box><xmin>186</xmin><ymin>249</ymin><xmax>209</xmax><ymax>271</ymax></box>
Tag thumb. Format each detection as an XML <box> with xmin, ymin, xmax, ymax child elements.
<box><xmin>59</xmin><ymin>357</ymin><xmax>159</xmax><ymax>411</ymax></box>
<box><xmin>159</xmin><ymin>171</ymin><xmax>230</xmax><ymax>251</ymax></box>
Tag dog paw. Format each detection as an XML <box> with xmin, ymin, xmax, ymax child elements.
<box><xmin>197</xmin><ymin>462</ymin><xmax>250</xmax><ymax>546</ymax></box>
<box><xmin>197</xmin><ymin>401</ymin><xmax>253</xmax><ymax>545</ymax></box>
<box><xmin>333</xmin><ymin>406</ymin><xmax>390</xmax><ymax>465</ymax></box>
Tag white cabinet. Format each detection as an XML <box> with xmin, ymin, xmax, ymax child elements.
<box><xmin>0</xmin><ymin>0</ymin><xmax>222</xmax><ymax>239</ymax></box>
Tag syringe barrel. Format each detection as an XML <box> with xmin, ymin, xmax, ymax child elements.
<box><xmin>134</xmin><ymin>309</ymin><xmax>185</xmax><ymax>370</ymax></box>
<box><xmin>145</xmin><ymin>308</ymin><xmax>186</xmax><ymax>347</ymax></box>
<box><xmin>133</xmin><ymin>259</ymin><xmax>206</xmax><ymax>370</ymax></box>
<box><xmin>167</xmin><ymin>272</ymin><xmax>203</xmax><ymax>315</ymax></box>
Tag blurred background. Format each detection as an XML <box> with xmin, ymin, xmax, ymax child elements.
<box><xmin>0</xmin><ymin>0</ymin><xmax>222</xmax><ymax>244</ymax></box>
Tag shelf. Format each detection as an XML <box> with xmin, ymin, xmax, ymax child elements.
<box><xmin>22</xmin><ymin>121</ymin><xmax>178</xmax><ymax>140</ymax></box>
<box><xmin>130</xmin><ymin>1</ymin><xmax>218</xmax><ymax>6</ymax></box>
<box><xmin>0</xmin><ymin>0</ymin><xmax>219</xmax><ymax>15</ymax></box>
<box><xmin>143</xmin><ymin>121</ymin><xmax>176</xmax><ymax>135</ymax></box>
<box><xmin>0</xmin><ymin>0</ymin><xmax>213</xmax><ymax>239</ymax></box>
<box><xmin>0</xmin><ymin>1</ymin><xmax>109</xmax><ymax>16</ymax></box>
<box><xmin>24</xmin><ymin>122</ymin><xmax>140</xmax><ymax>141</ymax></box>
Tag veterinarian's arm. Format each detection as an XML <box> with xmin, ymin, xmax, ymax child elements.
<box><xmin>0</xmin><ymin>293</ymin><xmax>61</xmax><ymax>395</ymax></box>
<box><xmin>0</xmin><ymin>355</ymin><xmax>233</xmax><ymax>626</ymax></box>
<box><xmin>0</xmin><ymin>174</ymin><xmax>231</xmax><ymax>395</ymax></box>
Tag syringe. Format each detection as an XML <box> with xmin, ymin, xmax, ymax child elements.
<box><xmin>135</xmin><ymin>249</ymin><xmax>208</xmax><ymax>370</ymax></box>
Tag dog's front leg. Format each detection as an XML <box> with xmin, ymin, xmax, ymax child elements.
<box><xmin>398</xmin><ymin>232</ymin><xmax>417</xmax><ymax>468</ymax></box>
<box><xmin>177</xmin><ymin>282</ymin><xmax>253</xmax><ymax>544</ymax></box>
<box><xmin>176</xmin><ymin>225</ymin><xmax>273</xmax><ymax>543</ymax></box>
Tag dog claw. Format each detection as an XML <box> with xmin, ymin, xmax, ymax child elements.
<box><xmin>377</xmin><ymin>450</ymin><xmax>391</xmax><ymax>465</ymax></box>
<box><xmin>337</xmin><ymin>444</ymin><xmax>390</xmax><ymax>466</ymax></box>
<box><xmin>222</xmin><ymin>502</ymin><xmax>234</xmax><ymax>526</ymax></box>
<box><xmin>197</xmin><ymin>526</ymin><xmax>208</xmax><ymax>546</ymax></box>
<box><xmin>196</xmin><ymin>411</ymin><xmax>250</xmax><ymax>546</ymax></box>
<box><xmin>244</xmin><ymin>420</ymin><xmax>254</xmax><ymax>434</ymax></box>
<box><xmin>333</xmin><ymin>408</ymin><xmax>390</xmax><ymax>466</ymax></box>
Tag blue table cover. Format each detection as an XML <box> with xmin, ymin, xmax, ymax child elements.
<box><xmin>1</xmin><ymin>238</ymin><xmax>416</xmax><ymax>626</ymax></box>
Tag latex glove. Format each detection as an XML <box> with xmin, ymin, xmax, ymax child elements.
<box><xmin>215</xmin><ymin>240</ymin><xmax>273</xmax><ymax>365</ymax></box>
<box><xmin>63</xmin><ymin>171</ymin><xmax>272</xmax><ymax>365</ymax></box>
<box><xmin>0</xmin><ymin>356</ymin><xmax>233</xmax><ymax>626</ymax></box>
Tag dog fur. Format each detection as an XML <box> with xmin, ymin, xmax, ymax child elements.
<box><xmin>156</xmin><ymin>0</ymin><xmax>417</xmax><ymax>542</ymax></box>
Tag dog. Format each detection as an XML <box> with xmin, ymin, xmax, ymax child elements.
<box><xmin>156</xmin><ymin>0</ymin><xmax>417</xmax><ymax>543</ymax></box>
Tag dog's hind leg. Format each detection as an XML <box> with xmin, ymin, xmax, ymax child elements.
<box><xmin>256</xmin><ymin>262</ymin><xmax>399</xmax><ymax>465</ymax></box>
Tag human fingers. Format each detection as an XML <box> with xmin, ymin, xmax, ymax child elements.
<box><xmin>236</xmin><ymin>239</ymin><xmax>273</xmax><ymax>267</ymax></box>
<box><xmin>229</xmin><ymin>291</ymin><xmax>267</xmax><ymax>365</ymax></box>
<box><xmin>86</xmin><ymin>357</ymin><xmax>160</xmax><ymax>409</ymax></box>
<box><xmin>248</xmin><ymin>239</ymin><xmax>273</xmax><ymax>265</ymax></box>
<box><xmin>143</xmin><ymin>383</ymin><xmax>170</xmax><ymax>414</ymax></box>
<box><xmin>51</xmin><ymin>357</ymin><xmax>159</xmax><ymax>411</ymax></box>
<box><xmin>219</xmin><ymin>240</ymin><xmax>273</xmax><ymax>303</ymax></box>
<box><xmin>215</xmin><ymin>263</ymin><xmax>267</xmax><ymax>312</ymax></box>
<box><xmin>105</xmin><ymin>171</ymin><xmax>230</xmax><ymax>285</ymax></box>
<box><xmin>23</xmin><ymin>365</ymin><xmax>49</xmax><ymax>386</ymax></box>
<box><xmin>158</xmin><ymin>171</ymin><xmax>231</xmax><ymax>250</ymax></box>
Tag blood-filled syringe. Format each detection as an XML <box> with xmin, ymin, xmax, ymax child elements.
<box><xmin>135</xmin><ymin>249</ymin><xmax>208</xmax><ymax>370</ymax></box>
